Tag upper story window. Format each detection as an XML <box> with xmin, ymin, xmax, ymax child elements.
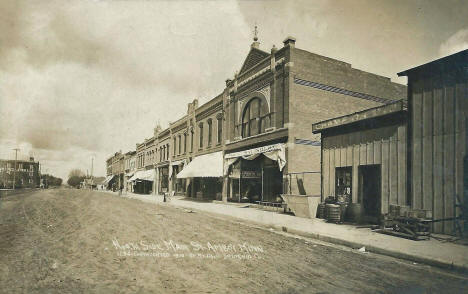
<box><xmin>241</xmin><ymin>98</ymin><xmax>269</xmax><ymax>138</ymax></box>
<box><xmin>199</xmin><ymin>123</ymin><xmax>204</xmax><ymax>148</ymax></box>
<box><xmin>173</xmin><ymin>138</ymin><xmax>176</xmax><ymax>155</ymax></box>
<box><xmin>178</xmin><ymin>135</ymin><xmax>182</xmax><ymax>154</ymax></box>
<box><xmin>166</xmin><ymin>144</ymin><xmax>169</xmax><ymax>159</ymax></box>
<box><xmin>217</xmin><ymin>117</ymin><xmax>222</xmax><ymax>144</ymax></box>
<box><xmin>207</xmin><ymin>119</ymin><xmax>212</xmax><ymax>146</ymax></box>
<box><xmin>184</xmin><ymin>133</ymin><xmax>187</xmax><ymax>154</ymax></box>
<box><xmin>190</xmin><ymin>129</ymin><xmax>194</xmax><ymax>152</ymax></box>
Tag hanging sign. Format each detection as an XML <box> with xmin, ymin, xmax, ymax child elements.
<box><xmin>225</xmin><ymin>143</ymin><xmax>284</xmax><ymax>159</ymax></box>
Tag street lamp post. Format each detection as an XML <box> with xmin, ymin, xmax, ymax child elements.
<box><xmin>12</xmin><ymin>148</ymin><xmax>19</xmax><ymax>190</ymax></box>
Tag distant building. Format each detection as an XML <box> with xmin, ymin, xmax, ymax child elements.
<box><xmin>0</xmin><ymin>157</ymin><xmax>40</xmax><ymax>189</ymax></box>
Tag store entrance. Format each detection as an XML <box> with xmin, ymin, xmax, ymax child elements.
<box><xmin>227</xmin><ymin>155</ymin><xmax>283</xmax><ymax>203</ymax></box>
<box><xmin>359</xmin><ymin>165</ymin><xmax>381</xmax><ymax>221</ymax></box>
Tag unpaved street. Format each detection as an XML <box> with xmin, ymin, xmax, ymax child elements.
<box><xmin>0</xmin><ymin>189</ymin><xmax>467</xmax><ymax>293</ymax></box>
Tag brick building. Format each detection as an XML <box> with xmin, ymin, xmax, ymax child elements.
<box><xmin>106</xmin><ymin>35</ymin><xmax>406</xmax><ymax>204</ymax></box>
<box><xmin>222</xmin><ymin>36</ymin><xmax>406</xmax><ymax>203</ymax></box>
<box><xmin>0</xmin><ymin>157</ymin><xmax>40</xmax><ymax>189</ymax></box>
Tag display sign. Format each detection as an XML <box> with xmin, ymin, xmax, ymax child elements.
<box><xmin>241</xmin><ymin>171</ymin><xmax>261</xmax><ymax>178</ymax></box>
<box><xmin>225</xmin><ymin>143</ymin><xmax>284</xmax><ymax>159</ymax></box>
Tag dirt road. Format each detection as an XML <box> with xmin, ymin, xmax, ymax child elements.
<box><xmin>0</xmin><ymin>189</ymin><xmax>467</xmax><ymax>293</ymax></box>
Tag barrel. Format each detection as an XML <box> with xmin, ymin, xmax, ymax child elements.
<box><xmin>326</xmin><ymin>204</ymin><xmax>341</xmax><ymax>223</ymax></box>
<box><xmin>346</xmin><ymin>203</ymin><xmax>363</xmax><ymax>223</ymax></box>
<box><xmin>316</xmin><ymin>203</ymin><xmax>326</xmax><ymax>219</ymax></box>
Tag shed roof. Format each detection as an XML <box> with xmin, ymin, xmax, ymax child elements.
<box><xmin>312</xmin><ymin>100</ymin><xmax>406</xmax><ymax>134</ymax></box>
<box><xmin>398</xmin><ymin>49</ymin><xmax>467</xmax><ymax>77</ymax></box>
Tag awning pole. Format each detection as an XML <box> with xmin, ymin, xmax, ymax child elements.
<box><xmin>239</xmin><ymin>159</ymin><xmax>241</xmax><ymax>203</ymax></box>
<box><xmin>261</xmin><ymin>163</ymin><xmax>264</xmax><ymax>202</ymax></box>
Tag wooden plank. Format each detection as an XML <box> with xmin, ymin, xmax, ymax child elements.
<box><xmin>397</xmin><ymin>125</ymin><xmax>407</xmax><ymax>206</ymax></box>
<box><xmin>389</xmin><ymin>138</ymin><xmax>398</xmax><ymax>207</ymax></box>
<box><xmin>346</xmin><ymin>144</ymin><xmax>353</xmax><ymax>167</ymax></box>
<box><xmin>443</xmin><ymin>80</ymin><xmax>456</xmax><ymax>234</ymax></box>
<box><xmin>334</xmin><ymin>135</ymin><xmax>341</xmax><ymax>168</ymax></box>
<box><xmin>329</xmin><ymin>143</ymin><xmax>336</xmax><ymax>197</ymax></box>
<box><xmin>352</xmin><ymin>142</ymin><xmax>360</xmax><ymax>203</ymax></box>
<box><xmin>443</xmin><ymin>133</ymin><xmax>455</xmax><ymax>234</ymax></box>
<box><xmin>454</xmin><ymin>80</ymin><xmax>466</xmax><ymax>219</ymax></box>
<box><xmin>359</xmin><ymin>142</ymin><xmax>367</xmax><ymax>165</ymax></box>
<box><xmin>366</xmin><ymin>142</ymin><xmax>374</xmax><ymax>165</ymax></box>
<box><xmin>340</xmin><ymin>134</ymin><xmax>347</xmax><ymax>167</ymax></box>
<box><xmin>443</xmin><ymin>81</ymin><xmax>455</xmax><ymax>135</ymax></box>
<box><xmin>381</xmin><ymin>139</ymin><xmax>390</xmax><ymax>214</ymax></box>
<box><xmin>422</xmin><ymin>79</ymin><xmax>434</xmax><ymax>211</ymax></box>
<box><xmin>373</xmin><ymin>138</ymin><xmax>382</xmax><ymax>164</ymax></box>
<box><xmin>323</xmin><ymin>147</ymin><xmax>330</xmax><ymax>198</ymax></box>
<box><xmin>432</xmin><ymin>79</ymin><xmax>444</xmax><ymax>233</ymax></box>
<box><xmin>412</xmin><ymin>79</ymin><xmax>423</xmax><ymax>210</ymax></box>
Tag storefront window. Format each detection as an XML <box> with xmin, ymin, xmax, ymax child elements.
<box><xmin>335</xmin><ymin>167</ymin><xmax>352</xmax><ymax>203</ymax></box>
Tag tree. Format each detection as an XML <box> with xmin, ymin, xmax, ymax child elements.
<box><xmin>67</xmin><ymin>169</ymin><xmax>85</xmax><ymax>188</ymax></box>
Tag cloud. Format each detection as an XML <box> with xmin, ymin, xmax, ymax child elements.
<box><xmin>439</xmin><ymin>28</ymin><xmax>468</xmax><ymax>57</ymax></box>
<box><xmin>0</xmin><ymin>0</ymin><xmax>250</xmax><ymax>180</ymax></box>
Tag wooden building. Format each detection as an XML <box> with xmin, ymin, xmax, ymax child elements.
<box><xmin>398</xmin><ymin>49</ymin><xmax>468</xmax><ymax>234</ymax></box>
<box><xmin>312</xmin><ymin>101</ymin><xmax>408</xmax><ymax>221</ymax></box>
<box><xmin>313</xmin><ymin>50</ymin><xmax>467</xmax><ymax>234</ymax></box>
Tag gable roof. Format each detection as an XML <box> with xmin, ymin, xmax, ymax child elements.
<box><xmin>239</xmin><ymin>47</ymin><xmax>270</xmax><ymax>75</ymax></box>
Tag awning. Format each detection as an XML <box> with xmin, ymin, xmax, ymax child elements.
<box><xmin>171</xmin><ymin>159</ymin><xmax>186</xmax><ymax>166</ymax></box>
<box><xmin>177</xmin><ymin>151</ymin><xmax>223</xmax><ymax>178</ymax></box>
<box><xmin>103</xmin><ymin>175</ymin><xmax>116</xmax><ymax>186</ymax></box>
<box><xmin>169</xmin><ymin>159</ymin><xmax>187</xmax><ymax>178</ymax></box>
<box><xmin>128</xmin><ymin>170</ymin><xmax>155</xmax><ymax>182</ymax></box>
<box><xmin>125</xmin><ymin>172</ymin><xmax>134</xmax><ymax>178</ymax></box>
<box><xmin>224</xmin><ymin>143</ymin><xmax>286</xmax><ymax>175</ymax></box>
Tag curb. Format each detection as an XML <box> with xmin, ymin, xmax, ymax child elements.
<box><xmin>283</xmin><ymin>227</ymin><xmax>468</xmax><ymax>274</ymax></box>
<box><xmin>106</xmin><ymin>192</ymin><xmax>468</xmax><ymax>274</ymax></box>
<box><xmin>170</xmin><ymin>202</ymin><xmax>468</xmax><ymax>274</ymax></box>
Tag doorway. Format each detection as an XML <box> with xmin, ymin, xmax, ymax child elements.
<box><xmin>359</xmin><ymin>165</ymin><xmax>381</xmax><ymax>220</ymax></box>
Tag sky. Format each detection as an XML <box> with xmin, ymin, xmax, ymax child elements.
<box><xmin>1</xmin><ymin>0</ymin><xmax>467</xmax><ymax>181</ymax></box>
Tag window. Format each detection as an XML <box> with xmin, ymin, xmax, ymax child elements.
<box><xmin>173</xmin><ymin>138</ymin><xmax>176</xmax><ymax>155</ymax></box>
<box><xmin>241</xmin><ymin>98</ymin><xmax>269</xmax><ymax>138</ymax></box>
<box><xmin>199</xmin><ymin>123</ymin><xmax>204</xmax><ymax>148</ymax></box>
<box><xmin>166</xmin><ymin>144</ymin><xmax>169</xmax><ymax>159</ymax></box>
<box><xmin>217</xmin><ymin>118</ymin><xmax>222</xmax><ymax>144</ymax></box>
<box><xmin>207</xmin><ymin>119</ymin><xmax>212</xmax><ymax>146</ymax></box>
<box><xmin>190</xmin><ymin>130</ymin><xmax>194</xmax><ymax>152</ymax></box>
<box><xmin>178</xmin><ymin>135</ymin><xmax>181</xmax><ymax>154</ymax></box>
<box><xmin>184</xmin><ymin>133</ymin><xmax>187</xmax><ymax>154</ymax></box>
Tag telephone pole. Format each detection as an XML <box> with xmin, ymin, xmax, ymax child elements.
<box><xmin>12</xmin><ymin>148</ymin><xmax>20</xmax><ymax>190</ymax></box>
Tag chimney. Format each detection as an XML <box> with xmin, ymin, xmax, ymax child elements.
<box><xmin>283</xmin><ymin>36</ymin><xmax>296</xmax><ymax>48</ymax></box>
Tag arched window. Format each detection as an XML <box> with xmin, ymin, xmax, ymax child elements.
<box><xmin>241</xmin><ymin>98</ymin><xmax>269</xmax><ymax>138</ymax></box>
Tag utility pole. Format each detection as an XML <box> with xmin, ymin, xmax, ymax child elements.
<box><xmin>12</xmin><ymin>148</ymin><xmax>20</xmax><ymax>190</ymax></box>
<box><xmin>91</xmin><ymin>156</ymin><xmax>94</xmax><ymax>190</ymax></box>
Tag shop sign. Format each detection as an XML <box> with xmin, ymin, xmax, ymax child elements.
<box><xmin>225</xmin><ymin>143</ymin><xmax>284</xmax><ymax>159</ymax></box>
<box><xmin>241</xmin><ymin>171</ymin><xmax>261</xmax><ymax>178</ymax></box>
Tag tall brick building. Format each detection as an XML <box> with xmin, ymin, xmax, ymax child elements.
<box><xmin>107</xmin><ymin>35</ymin><xmax>406</xmax><ymax>203</ymax></box>
<box><xmin>222</xmin><ymin>36</ymin><xmax>406</xmax><ymax>202</ymax></box>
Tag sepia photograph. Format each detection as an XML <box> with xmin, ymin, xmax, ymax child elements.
<box><xmin>0</xmin><ymin>0</ymin><xmax>467</xmax><ymax>293</ymax></box>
